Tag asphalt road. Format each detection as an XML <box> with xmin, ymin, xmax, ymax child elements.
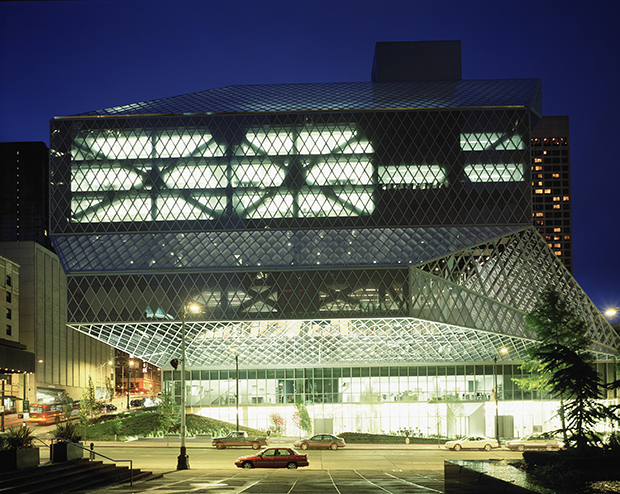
<box><xmin>49</xmin><ymin>438</ymin><xmax>525</xmax><ymax>494</ymax></box>
<box><xmin>31</xmin><ymin>428</ymin><xmax>527</xmax><ymax>493</ymax></box>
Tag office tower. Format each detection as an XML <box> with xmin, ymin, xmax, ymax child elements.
<box><xmin>531</xmin><ymin>116</ymin><xmax>572</xmax><ymax>272</ymax></box>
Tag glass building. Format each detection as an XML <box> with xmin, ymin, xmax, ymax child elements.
<box><xmin>49</xmin><ymin>42</ymin><xmax>619</xmax><ymax>438</ymax></box>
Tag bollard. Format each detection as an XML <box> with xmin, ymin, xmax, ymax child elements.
<box><xmin>405</xmin><ymin>436</ymin><xmax>410</xmax><ymax>445</ymax></box>
<box><xmin>90</xmin><ymin>442</ymin><xmax>95</xmax><ymax>461</ymax></box>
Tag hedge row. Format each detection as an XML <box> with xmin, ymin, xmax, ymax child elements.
<box><xmin>339</xmin><ymin>432</ymin><xmax>446</xmax><ymax>444</ymax></box>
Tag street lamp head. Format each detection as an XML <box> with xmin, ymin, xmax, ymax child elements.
<box><xmin>604</xmin><ymin>307</ymin><xmax>618</xmax><ymax>317</ymax></box>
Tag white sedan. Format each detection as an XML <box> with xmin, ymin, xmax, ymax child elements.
<box><xmin>444</xmin><ymin>436</ymin><xmax>499</xmax><ymax>451</ymax></box>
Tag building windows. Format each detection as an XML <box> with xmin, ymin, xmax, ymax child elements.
<box><xmin>5</xmin><ymin>324</ymin><xmax>11</xmax><ymax>336</ymax></box>
<box><xmin>5</xmin><ymin>292</ymin><xmax>10</xmax><ymax>303</ymax></box>
<box><xmin>6</xmin><ymin>308</ymin><xmax>11</xmax><ymax>319</ymax></box>
<box><xmin>5</xmin><ymin>275</ymin><xmax>11</xmax><ymax>287</ymax></box>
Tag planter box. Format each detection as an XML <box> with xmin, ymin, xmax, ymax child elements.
<box><xmin>51</xmin><ymin>441</ymin><xmax>84</xmax><ymax>463</ymax></box>
<box><xmin>0</xmin><ymin>448</ymin><xmax>40</xmax><ymax>472</ymax></box>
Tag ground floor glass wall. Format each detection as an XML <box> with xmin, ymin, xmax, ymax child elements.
<box><xmin>162</xmin><ymin>363</ymin><xmax>618</xmax><ymax>439</ymax></box>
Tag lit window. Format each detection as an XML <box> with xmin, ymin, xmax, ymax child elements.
<box><xmin>548</xmin><ymin>243</ymin><xmax>553</xmax><ymax>248</ymax></box>
<box><xmin>544</xmin><ymin>189</ymin><xmax>551</xmax><ymax>194</ymax></box>
<box><xmin>563</xmin><ymin>235</ymin><xmax>570</xmax><ymax>240</ymax></box>
<box><xmin>552</xmin><ymin>173</ymin><xmax>560</xmax><ymax>178</ymax></box>
<box><xmin>554</xmin><ymin>228</ymin><xmax>561</xmax><ymax>232</ymax></box>
<box><xmin>534</xmin><ymin>158</ymin><xmax>543</xmax><ymax>163</ymax></box>
<box><xmin>553</xmin><ymin>197</ymin><xmax>560</xmax><ymax>201</ymax></box>
<box><xmin>464</xmin><ymin>163</ymin><xmax>524</xmax><ymax>182</ymax></box>
<box><xmin>535</xmin><ymin>166</ymin><xmax>543</xmax><ymax>171</ymax></box>
<box><xmin>553</xmin><ymin>236</ymin><xmax>560</xmax><ymax>240</ymax></box>
<box><xmin>535</xmin><ymin>212</ymin><xmax>544</xmax><ymax>217</ymax></box>
<box><xmin>553</xmin><ymin>204</ymin><xmax>560</xmax><ymax>209</ymax></box>
<box><xmin>554</xmin><ymin>243</ymin><xmax>561</xmax><ymax>248</ymax></box>
<box><xmin>555</xmin><ymin>251</ymin><xmax>562</xmax><ymax>256</ymax></box>
<box><xmin>563</xmin><ymin>196</ymin><xmax>570</xmax><ymax>201</ymax></box>
<box><xmin>535</xmin><ymin>189</ymin><xmax>543</xmax><ymax>194</ymax></box>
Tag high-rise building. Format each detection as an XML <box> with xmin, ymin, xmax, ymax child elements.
<box><xmin>531</xmin><ymin>116</ymin><xmax>572</xmax><ymax>272</ymax></box>
<box><xmin>48</xmin><ymin>42</ymin><xmax>618</xmax><ymax>437</ymax></box>
<box><xmin>0</xmin><ymin>142</ymin><xmax>53</xmax><ymax>251</ymax></box>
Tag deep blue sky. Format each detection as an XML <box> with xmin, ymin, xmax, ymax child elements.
<box><xmin>1</xmin><ymin>0</ymin><xmax>619</xmax><ymax>317</ymax></box>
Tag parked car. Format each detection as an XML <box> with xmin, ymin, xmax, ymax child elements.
<box><xmin>130</xmin><ymin>398</ymin><xmax>145</xmax><ymax>407</ymax></box>
<box><xmin>294</xmin><ymin>434</ymin><xmax>346</xmax><ymax>450</ymax></box>
<box><xmin>234</xmin><ymin>447</ymin><xmax>309</xmax><ymax>469</ymax></box>
<box><xmin>212</xmin><ymin>431</ymin><xmax>270</xmax><ymax>449</ymax></box>
<box><xmin>444</xmin><ymin>436</ymin><xmax>499</xmax><ymax>451</ymax></box>
<box><xmin>506</xmin><ymin>433</ymin><xmax>561</xmax><ymax>451</ymax></box>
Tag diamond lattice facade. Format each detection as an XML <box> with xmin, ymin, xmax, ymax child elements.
<box><xmin>49</xmin><ymin>43</ymin><xmax>619</xmax><ymax>437</ymax></box>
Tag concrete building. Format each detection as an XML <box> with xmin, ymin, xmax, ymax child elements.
<box><xmin>1</xmin><ymin>254</ymin><xmax>35</xmax><ymax>421</ymax></box>
<box><xmin>48</xmin><ymin>41</ymin><xmax>619</xmax><ymax>437</ymax></box>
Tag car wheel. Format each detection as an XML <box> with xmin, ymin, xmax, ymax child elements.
<box><xmin>454</xmin><ymin>444</ymin><xmax>462</xmax><ymax>451</ymax></box>
<box><xmin>287</xmin><ymin>462</ymin><xmax>298</xmax><ymax>469</ymax></box>
<box><xmin>300</xmin><ymin>443</ymin><xmax>309</xmax><ymax>450</ymax></box>
<box><xmin>252</xmin><ymin>442</ymin><xmax>260</xmax><ymax>450</ymax></box>
<box><xmin>242</xmin><ymin>461</ymin><xmax>254</xmax><ymax>469</ymax></box>
<box><xmin>330</xmin><ymin>443</ymin><xmax>338</xmax><ymax>451</ymax></box>
<box><xmin>518</xmin><ymin>445</ymin><xmax>525</xmax><ymax>452</ymax></box>
<box><xmin>216</xmin><ymin>443</ymin><xmax>225</xmax><ymax>450</ymax></box>
<box><xmin>484</xmin><ymin>444</ymin><xmax>492</xmax><ymax>451</ymax></box>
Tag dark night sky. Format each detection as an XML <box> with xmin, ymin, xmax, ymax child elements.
<box><xmin>1</xmin><ymin>0</ymin><xmax>619</xmax><ymax>316</ymax></box>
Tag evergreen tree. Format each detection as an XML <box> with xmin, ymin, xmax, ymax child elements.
<box><xmin>515</xmin><ymin>286</ymin><xmax>591</xmax><ymax>442</ymax></box>
<box><xmin>518</xmin><ymin>285</ymin><xmax>619</xmax><ymax>451</ymax></box>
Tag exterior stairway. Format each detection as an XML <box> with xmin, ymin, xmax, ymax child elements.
<box><xmin>0</xmin><ymin>458</ymin><xmax>161</xmax><ymax>494</ymax></box>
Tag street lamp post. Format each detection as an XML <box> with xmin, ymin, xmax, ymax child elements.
<box><xmin>231</xmin><ymin>349</ymin><xmax>239</xmax><ymax>432</ymax></box>
<box><xmin>493</xmin><ymin>347</ymin><xmax>508</xmax><ymax>445</ymax></box>
<box><xmin>127</xmin><ymin>359</ymin><xmax>134</xmax><ymax>411</ymax></box>
<box><xmin>177</xmin><ymin>303</ymin><xmax>200</xmax><ymax>471</ymax></box>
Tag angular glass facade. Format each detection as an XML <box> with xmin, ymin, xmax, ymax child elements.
<box><xmin>50</xmin><ymin>79</ymin><xmax>619</xmax><ymax>437</ymax></box>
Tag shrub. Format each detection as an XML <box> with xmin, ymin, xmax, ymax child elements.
<box><xmin>1</xmin><ymin>425</ymin><xmax>36</xmax><ymax>450</ymax></box>
<box><xmin>52</xmin><ymin>421</ymin><xmax>83</xmax><ymax>442</ymax></box>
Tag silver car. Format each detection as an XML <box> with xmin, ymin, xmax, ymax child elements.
<box><xmin>506</xmin><ymin>434</ymin><xmax>560</xmax><ymax>451</ymax></box>
<box><xmin>444</xmin><ymin>435</ymin><xmax>499</xmax><ymax>451</ymax></box>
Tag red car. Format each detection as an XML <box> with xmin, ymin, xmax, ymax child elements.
<box><xmin>234</xmin><ymin>447</ymin><xmax>309</xmax><ymax>469</ymax></box>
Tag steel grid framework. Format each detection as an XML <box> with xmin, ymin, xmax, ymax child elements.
<box><xmin>50</xmin><ymin>80</ymin><xmax>619</xmax><ymax>370</ymax></box>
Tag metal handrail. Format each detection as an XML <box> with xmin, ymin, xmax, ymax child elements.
<box><xmin>53</xmin><ymin>438</ymin><xmax>133</xmax><ymax>486</ymax></box>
